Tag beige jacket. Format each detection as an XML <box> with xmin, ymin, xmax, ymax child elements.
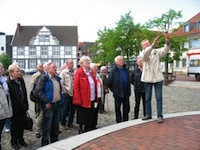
<box><xmin>140</xmin><ymin>44</ymin><xmax>170</xmax><ymax>83</ymax></box>
<box><xmin>30</xmin><ymin>71</ymin><xmax>41</xmax><ymax>89</ymax></box>
<box><xmin>59</xmin><ymin>68</ymin><xmax>74</xmax><ymax>96</ymax></box>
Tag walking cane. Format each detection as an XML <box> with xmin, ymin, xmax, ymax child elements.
<box><xmin>106</xmin><ymin>94</ymin><xmax>109</xmax><ymax>112</ymax></box>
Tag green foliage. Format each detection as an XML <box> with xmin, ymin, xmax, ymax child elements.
<box><xmin>90</xmin><ymin>9</ymin><xmax>187</xmax><ymax>72</ymax></box>
<box><xmin>90</xmin><ymin>11</ymin><xmax>143</xmax><ymax>69</ymax></box>
<box><xmin>0</xmin><ymin>54</ymin><xmax>12</xmax><ymax>70</ymax></box>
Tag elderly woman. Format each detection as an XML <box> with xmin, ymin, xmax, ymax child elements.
<box><xmin>73</xmin><ymin>56</ymin><xmax>98</xmax><ymax>134</ymax></box>
<box><xmin>7</xmin><ymin>63</ymin><xmax>29</xmax><ymax>149</ymax></box>
<box><xmin>90</xmin><ymin>63</ymin><xmax>103</xmax><ymax>129</ymax></box>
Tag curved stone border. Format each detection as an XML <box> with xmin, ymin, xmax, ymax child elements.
<box><xmin>37</xmin><ymin>111</ymin><xmax>200</xmax><ymax>150</ymax></box>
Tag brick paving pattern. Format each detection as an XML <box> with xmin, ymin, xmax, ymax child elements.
<box><xmin>76</xmin><ymin>114</ymin><xmax>200</xmax><ymax>150</ymax></box>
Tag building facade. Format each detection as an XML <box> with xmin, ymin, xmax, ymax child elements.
<box><xmin>11</xmin><ymin>23</ymin><xmax>78</xmax><ymax>73</ymax></box>
<box><xmin>173</xmin><ymin>12</ymin><xmax>200</xmax><ymax>73</ymax></box>
<box><xmin>0</xmin><ymin>32</ymin><xmax>6</xmax><ymax>55</ymax></box>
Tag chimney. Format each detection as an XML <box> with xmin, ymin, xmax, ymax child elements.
<box><xmin>16</xmin><ymin>23</ymin><xmax>22</xmax><ymax>33</ymax></box>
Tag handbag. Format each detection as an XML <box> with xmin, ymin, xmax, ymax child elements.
<box><xmin>24</xmin><ymin>112</ymin><xmax>33</xmax><ymax>131</ymax></box>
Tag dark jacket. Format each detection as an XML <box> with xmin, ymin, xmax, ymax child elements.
<box><xmin>99</xmin><ymin>73</ymin><xmax>109</xmax><ymax>93</ymax></box>
<box><xmin>107</xmin><ymin>64</ymin><xmax>131</xmax><ymax>99</ymax></box>
<box><xmin>7</xmin><ymin>76</ymin><xmax>29</xmax><ymax>114</ymax></box>
<box><xmin>35</xmin><ymin>72</ymin><xmax>62</xmax><ymax>105</ymax></box>
<box><xmin>130</xmin><ymin>67</ymin><xmax>145</xmax><ymax>93</ymax></box>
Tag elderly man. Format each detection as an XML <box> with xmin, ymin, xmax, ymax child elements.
<box><xmin>29</xmin><ymin>63</ymin><xmax>44</xmax><ymax>138</ymax></box>
<box><xmin>140</xmin><ymin>35</ymin><xmax>170</xmax><ymax>123</ymax></box>
<box><xmin>59</xmin><ymin>59</ymin><xmax>76</xmax><ymax>130</ymax></box>
<box><xmin>99</xmin><ymin>66</ymin><xmax>109</xmax><ymax>114</ymax></box>
<box><xmin>107</xmin><ymin>56</ymin><xmax>131</xmax><ymax>123</ymax></box>
<box><xmin>35</xmin><ymin>62</ymin><xmax>62</xmax><ymax>146</ymax></box>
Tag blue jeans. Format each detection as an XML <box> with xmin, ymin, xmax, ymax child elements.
<box><xmin>5</xmin><ymin>118</ymin><xmax>11</xmax><ymax>129</ymax></box>
<box><xmin>42</xmin><ymin>102</ymin><xmax>60</xmax><ymax>146</ymax></box>
<box><xmin>61</xmin><ymin>94</ymin><xmax>75</xmax><ymax>127</ymax></box>
<box><xmin>144</xmin><ymin>81</ymin><xmax>163</xmax><ymax>118</ymax></box>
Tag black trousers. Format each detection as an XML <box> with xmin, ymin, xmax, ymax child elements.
<box><xmin>0</xmin><ymin>119</ymin><xmax>6</xmax><ymax>144</ymax></box>
<box><xmin>10</xmin><ymin>112</ymin><xmax>26</xmax><ymax>145</ymax></box>
<box><xmin>77</xmin><ymin>100</ymin><xmax>100</xmax><ymax>133</ymax></box>
<box><xmin>134</xmin><ymin>91</ymin><xmax>145</xmax><ymax>119</ymax></box>
<box><xmin>114</xmin><ymin>95</ymin><xmax>130</xmax><ymax>123</ymax></box>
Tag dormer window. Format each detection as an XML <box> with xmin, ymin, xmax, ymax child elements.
<box><xmin>184</xmin><ymin>24</ymin><xmax>189</xmax><ymax>32</ymax></box>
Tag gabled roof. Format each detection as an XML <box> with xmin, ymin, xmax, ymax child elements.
<box><xmin>174</xmin><ymin>12</ymin><xmax>200</xmax><ymax>37</ymax></box>
<box><xmin>11</xmin><ymin>24</ymin><xmax>78</xmax><ymax>46</ymax></box>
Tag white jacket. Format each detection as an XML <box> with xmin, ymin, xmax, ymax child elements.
<box><xmin>140</xmin><ymin>44</ymin><xmax>170</xmax><ymax>83</ymax></box>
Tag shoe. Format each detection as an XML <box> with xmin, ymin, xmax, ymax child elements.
<box><xmin>142</xmin><ymin>115</ymin><xmax>152</xmax><ymax>120</ymax></box>
<box><xmin>19</xmin><ymin>140</ymin><xmax>28</xmax><ymax>147</ymax></box>
<box><xmin>5</xmin><ymin>128</ymin><xmax>10</xmax><ymax>133</ymax></box>
<box><xmin>35</xmin><ymin>133</ymin><xmax>41</xmax><ymax>138</ymax></box>
<box><xmin>60</xmin><ymin>125</ymin><xmax>69</xmax><ymax>132</ymax></box>
<box><xmin>157</xmin><ymin>118</ymin><xmax>164</xmax><ymax>123</ymax></box>
<box><xmin>68</xmin><ymin>124</ymin><xmax>78</xmax><ymax>129</ymax></box>
<box><xmin>12</xmin><ymin>144</ymin><xmax>20</xmax><ymax>149</ymax></box>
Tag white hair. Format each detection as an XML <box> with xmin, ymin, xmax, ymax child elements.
<box><xmin>114</xmin><ymin>55</ymin><xmax>123</xmax><ymax>63</ymax></box>
<box><xmin>79</xmin><ymin>55</ymin><xmax>91</xmax><ymax>66</ymax></box>
<box><xmin>100</xmin><ymin>66</ymin><xmax>107</xmax><ymax>73</ymax></box>
<box><xmin>8</xmin><ymin>63</ymin><xmax>20</xmax><ymax>74</ymax></box>
<box><xmin>90</xmin><ymin>63</ymin><xmax>97</xmax><ymax>69</ymax></box>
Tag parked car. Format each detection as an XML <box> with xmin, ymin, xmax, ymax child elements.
<box><xmin>29</xmin><ymin>69</ymin><xmax>37</xmax><ymax>75</ymax></box>
<box><xmin>20</xmin><ymin>69</ymin><xmax>25</xmax><ymax>76</ymax></box>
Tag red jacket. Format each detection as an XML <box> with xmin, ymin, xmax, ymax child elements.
<box><xmin>73</xmin><ymin>67</ymin><xmax>97</xmax><ymax>108</ymax></box>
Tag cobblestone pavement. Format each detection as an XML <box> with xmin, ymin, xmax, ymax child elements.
<box><xmin>1</xmin><ymin>74</ymin><xmax>200</xmax><ymax>150</ymax></box>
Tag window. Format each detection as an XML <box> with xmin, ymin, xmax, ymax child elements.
<box><xmin>189</xmin><ymin>39</ymin><xmax>200</xmax><ymax>49</ymax></box>
<box><xmin>64</xmin><ymin>46</ymin><xmax>72</xmax><ymax>55</ymax></box>
<box><xmin>53</xmin><ymin>46</ymin><xmax>60</xmax><ymax>55</ymax></box>
<box><xmin>175</xmin><ymin>61</ymin><xmax>179</xmax><ymax>68</ymax></box>
<box><xmin>41</xmin><ymin>59</ymin><xmax>48</xmax><ymax>63</ymax></box>
<box><xmin>197</xmin><ymin>19</ymin><xmax>200</xmax><ymax>30</ymax></box>
<box><xmin>1</xmin><ymin>47</ymin><xmax>4</xmax><ymax>51</ymax></box>
<box><xmin>41</xmin><ymin>46</ymin><xmax>48</xmax><ymax>55</ymax></box>
<box><xmin>29</xmin><ymin>60</ymin><xmax>37</xmax><ymax>68</ymax></box>
<box><xmin>182</xmin><ymin>58</ymin><xmax>186</xmax><ymax>67</ymax></box>
<box><xmin>18</xmin><ymin>47</ymin><xmax>24</xmax><ymax>55</ymax></box>
<box><xmin>29</xmin><ymin>47</ymin><xmax>36</xmax><ymax>55</ymax></box>
<box><xmin>17</xmin><ymin>60</ymin><xmax>25</xmax><ymax>68</ymax></box>
<box><xmin>189</xmin><ymin>59</ymin><xmax>200</xmax><ymax>67</ymax></box>
<box><xmin>39</xmin><ymin>35</ymin><xmax>50</xmax><ymax>42</ymax></box>
<box><xmin>184</xmin><ymin>24</ymin><xmax>189</xmax><ymax>32</ymax></box>
<box><xmin>52</xmin><ymin>59</ymin><xmax>60</xmax><ymax>68</ymax></box>
<box><xmin>183</xmin><ymin>42</ymin><xmax>188</xmax><ymax>49</ymax></box>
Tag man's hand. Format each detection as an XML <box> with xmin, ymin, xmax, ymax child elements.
<box><xmin>152</xmin><ymin>36</ymin><xmax>160</xmax><ymax>48</ymax></box>
<box><xmin>165</xmin><ymin>34</ymin><xmax>170</xmax><ymax>44</ymax></box>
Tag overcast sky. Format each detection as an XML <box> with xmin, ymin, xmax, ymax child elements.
<box><xmin>0</xmin><ymin>0</ymin><xmax>199</xmax><ymax>42</ymax></box>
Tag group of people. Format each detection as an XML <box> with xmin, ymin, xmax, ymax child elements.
<box><xmin>0</xmin><ymin>34</ymin><xmax>170</xmax><ymax>149</ymax></box>
<box><xmin>29</xmin><ymin>56</ymin><xmax>110</xmax><ymax>147</ymax></box>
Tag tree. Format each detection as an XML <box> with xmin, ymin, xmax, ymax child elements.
<box><xmin>90</xmin><ymin>11</ymin><xmax>143</xmax><ymax>70</ymax></box>
<box><xmin>144</xmin><ymin>9</ymin><xmax>188</xmax><ymax>79</ymax></box>
<box><xmin>0</xmin><ymin>54</ymin><xmax>12</xmax><ymax>70</ymax></box>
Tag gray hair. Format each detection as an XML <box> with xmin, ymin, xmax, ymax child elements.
<box><xmin>43</xmin><ymin>62</ymin><xmax>50</xmax><ymax>72</ymax></box>
<box><xmin>79</xmin><ymin>55</ymin><xmax>91</xmax><ymax>66</ymax></box>
<box><xmin>100</xmin><ymin>66</ymin><xmax>107</xmax><ymax>73</ymax></box>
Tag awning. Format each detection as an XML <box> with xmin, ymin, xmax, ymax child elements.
<box><xmin>187</xmin><ymin>52</ymin><xmax>200</xmax><ymax>56</ymax></box>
